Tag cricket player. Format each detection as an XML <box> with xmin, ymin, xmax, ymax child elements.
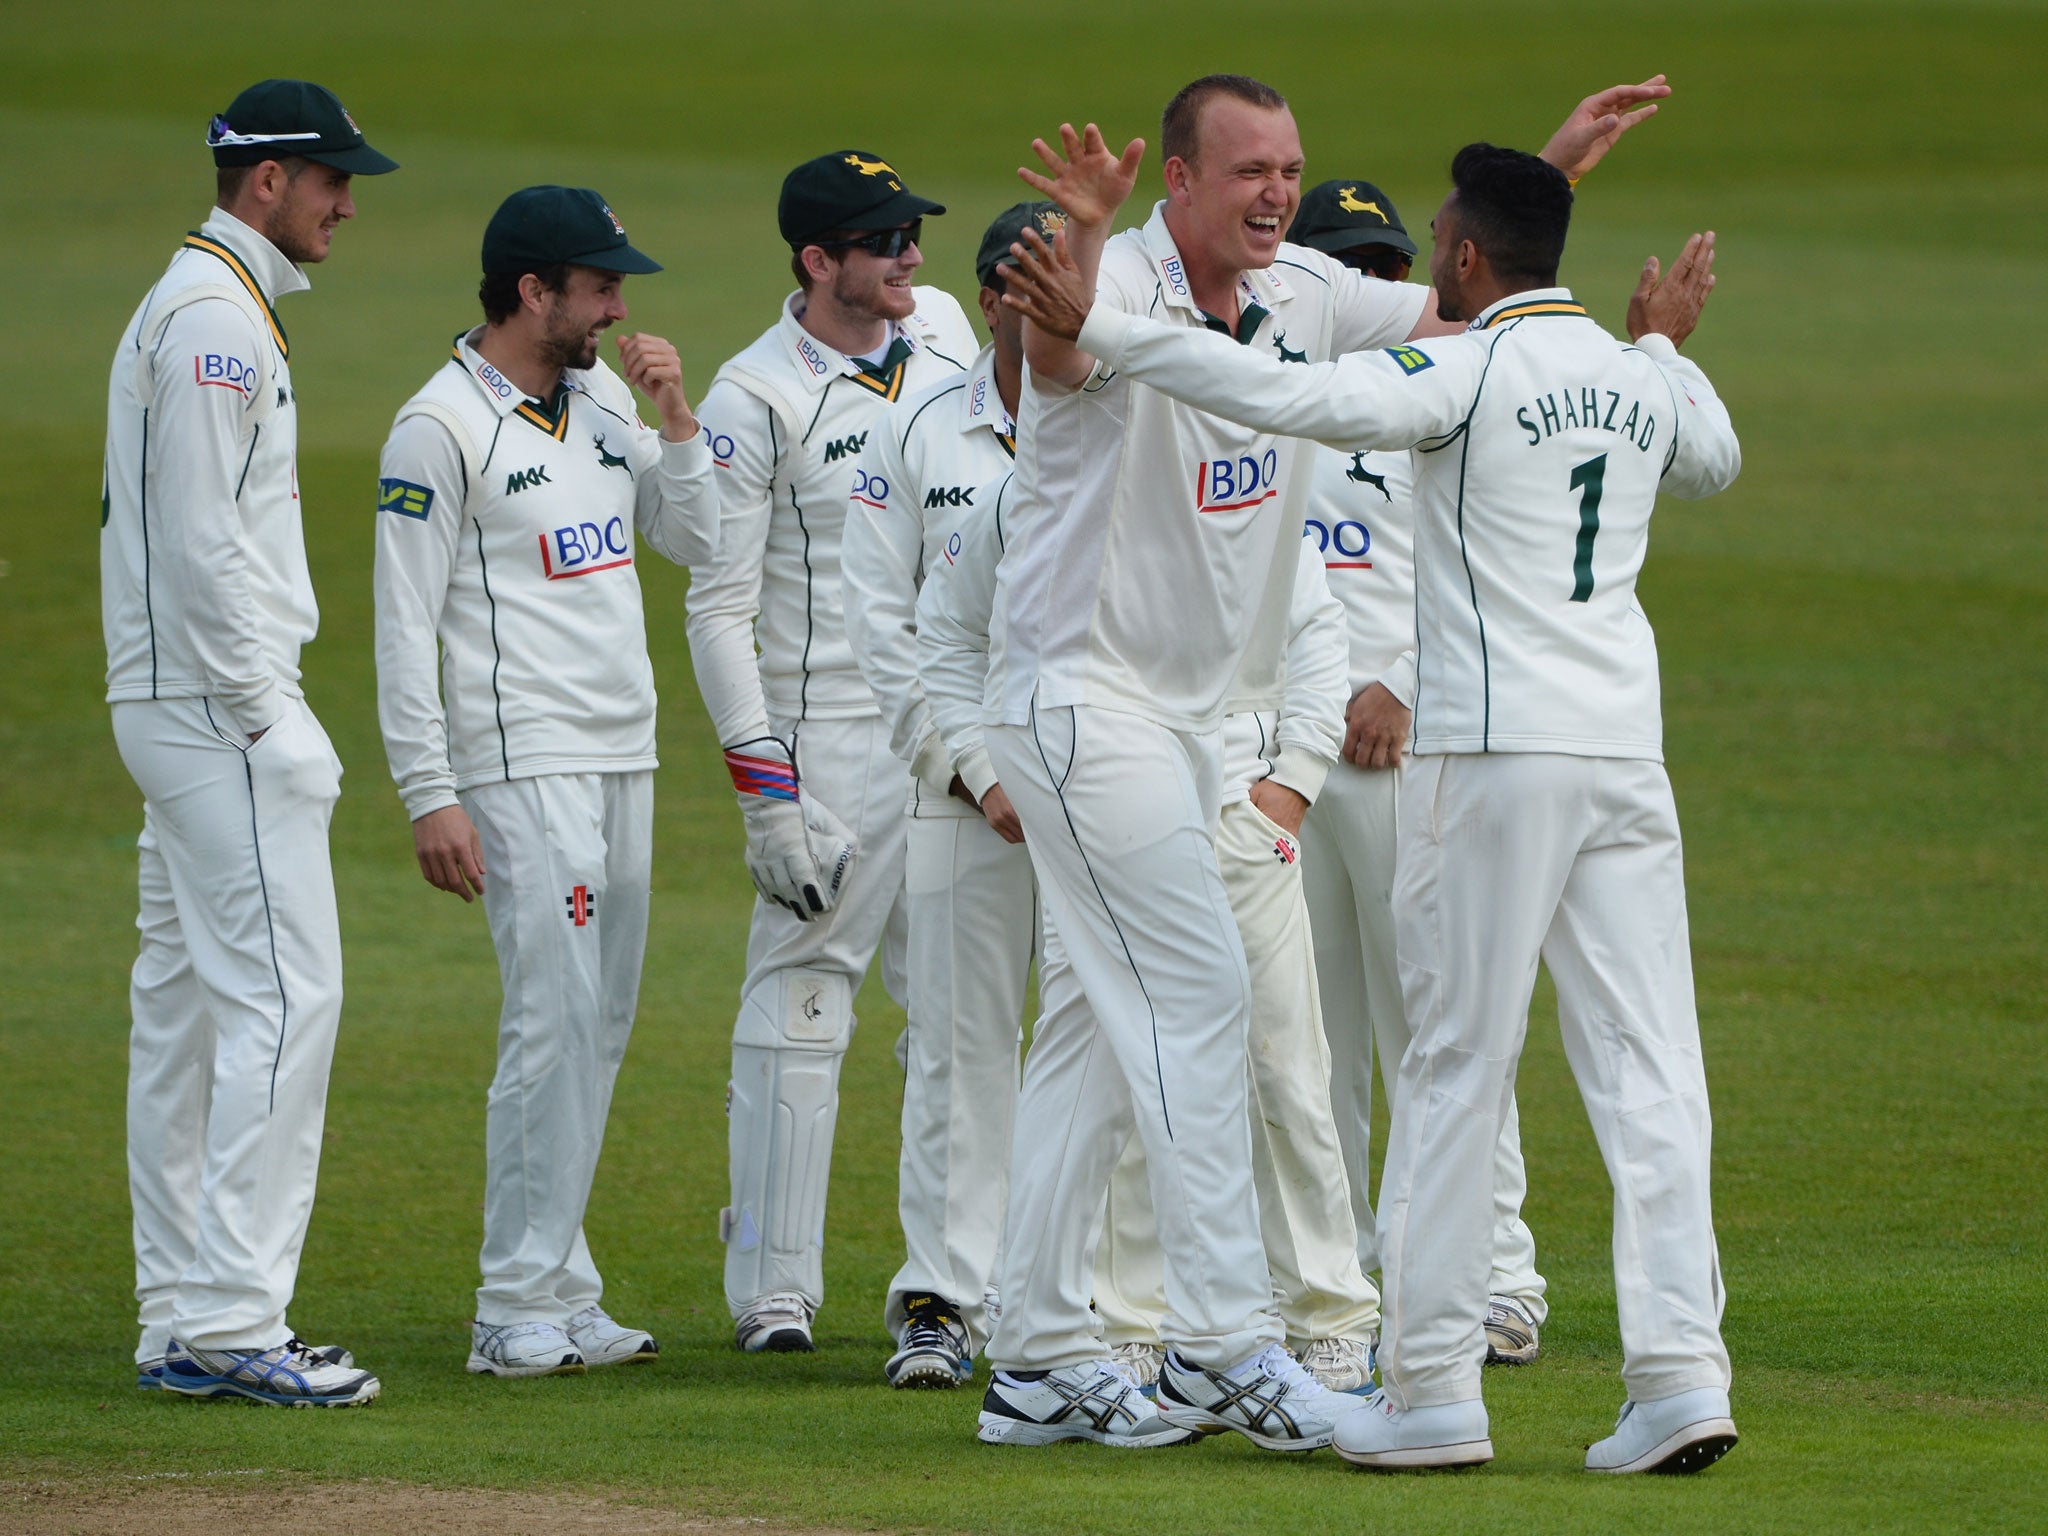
<box><xmin>1000</xmin><ymin>143</ymin><xmax>1741</xmax><ymax>1474</ymax></box>
<box><xmin>102</xmin><ymin>79</ymin><xmax>395</xmax><ymax>1406</ymax></box>
<box><xmin>842</xmin><ymin>202</ymin><xmax>1059</xmax><ymax>1388</ymax></box>
<box><xmin>1091</xmin><ymin>537</ymin><xmax>1383</xmax><ymax>1394</ymax></box>
<box><xmin>971</xmin><ymin>74</ymin><xmax>1668</xmax><ymax>1452</ymax></box>
<box><xmin>374</xmin><ymin>187</ymin><xmax>719</xmax><ymax>1377</ymax></box>
<box><xmin>1288</xmin><ymin>178</ymin><xmax>1549</xmax><ymax>1366</ymax></box>
<box><xmin>688</xmin><ymin>151</ymin><xmax>978</xmax><ymax>1352</ymax></box>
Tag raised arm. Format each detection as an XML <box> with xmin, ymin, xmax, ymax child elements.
<box><xmin>612</xmin><ymin>332</ymin><xmax>719</xmax><ymax>566</ymax></box>
<box><xmin>1628</xmin><ymin>232</ymin><xmax>1740</xmax><ymax>499</ymax></box>
<box><xmin>1014</xmin><ymin>122</ymin><xmax>1145</xmax><ymax>391</ymax></box>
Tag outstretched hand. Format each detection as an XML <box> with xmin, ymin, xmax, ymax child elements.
<box><xmin>1018</xmin><ymin>123</ymin><xmax>1145</xmax><ymax>230</ymax></box>
<box><xmin>1539</xmin><ymin>75</ymin><xmax>1671</xmax><ymax>183</ymax></box>
<box><xmin>1627</xmin><ymin>231</ymin><xmax>1717</xmax><ymax>347</ymax></box>
<box><xmin>998</xmin><ymin>226</ymin><xmax>1093</xmax><ymax>342</ymax></box>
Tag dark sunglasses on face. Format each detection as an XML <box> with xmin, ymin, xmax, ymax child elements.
<box><xmin>819</xmin><ymin>219</ymin><xmax>923</xmax><ymax>259</ymax></box>
<box><xmin>1338</xmin><ymin>248</ymin><xmax>1414</xmax><ymax>280</ymax></box>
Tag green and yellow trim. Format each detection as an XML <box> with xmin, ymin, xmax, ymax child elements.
<box><xmin>1481</xmin><ymin>299</ymin><xmax>1587</xmax><ymax>329</ymax></box>
<box><xmin>847</xmin><ymin>359</ymin><xmax>909</xmax><ymax>401</ymax></box>
<box><xmin>182</xmin><ymin>234</ymin><xmax>288</xmax><ymax>358</ymax></box>
<box><xmin>514</xmin><ymin>388</ymin><xmax>571</xmax><ymax>441</ymax></box>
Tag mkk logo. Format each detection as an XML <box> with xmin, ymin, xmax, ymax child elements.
<box><xmin>194</xmin><ymin>353</ymin><xmax>256</xmax><ymax>396</ymax></box>
<box><xmin>850</xmin><ymin>466</ymin><xmax>889</xmax><ymax>508</ymax></box>
<box><xmin>564</xmin><ymin>885</ymin><xmax>597</xmax><ymax>926</ymax></box>
<box><xmin>539</xmin><ymin>517</ymin><xmax>632</xmax><ymax>578</ymax></box>
<box><xmin>823</xmin><ymin>430</ymin><xmax>869</xmax><ymax>464</ymax></box>
<box><xmin>592</xmin><ymin>433</ymin><xmax>629</xmax><ymax>473</ymax></box>
<box><xmin>1304</xmin><ymin>516</ymin><xmax>1372</xmax><ymax>568</ymax></box>
<box><xmin>377</xmin><ymin>477</ymin><xmax>434</xmax><ymax>519</ymax></box>
<box><xmin>473</xmin><ymin>359</ymin><xmax>514</xmax><ymax>399</ymax></box>
<box><xmin>1195</xmin><ymin>447</ymin><xmax>1280</xmax><ymax>513</ymax></box>
<box><xmin>505</xmin><ymin>464</ymin><xmax>552</xmax><ymax>495</ymax></box>
<box><xmin>1344</xmin><ymin>452</ymin><xmax>1390</xmax><ymax>500</ymax></box>
<box><xmin>924</xmin><ymin>485</ymin><xmax>973</xmax><ymax>509</ymax></box>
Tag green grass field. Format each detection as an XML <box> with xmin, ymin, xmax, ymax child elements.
<box><xmin>3</xmin><ymin>2</ymin><xmax>2045</xmax><ymax>1531</ymax></box>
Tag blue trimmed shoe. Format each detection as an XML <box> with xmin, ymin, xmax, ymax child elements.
<box><xmin>139</xmin><ymin>1342</ymin><xmax>354</xmax><ymax>1391</ymax></box>
<box><xmin>885</xmin><ymin>1294</ymin><xmax>972</xmax><ymax>1389</ymax></box>
<box><xmin>160</xmin><ymin>1338</ymin><xmax>379</xmax><ymax>1406</ymax></box>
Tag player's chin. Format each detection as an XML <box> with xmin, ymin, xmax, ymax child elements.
<box><xmin>876</xmin><ymin>280</ymin><xmax>918</xmax><ymax>318</ymax></box>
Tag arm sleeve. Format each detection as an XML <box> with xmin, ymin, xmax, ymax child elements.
<box><xmin>841</xmin><ymin>407</ymin><xmax>950</xmax><ymax>794</ymax></box>
<box><xmin>1327</xmin><ymin>266</ymin><xmax>1434</xmax><ymax>354</ymax></box>
<box><xmin>1635</xmin><ymin>334</ymin><xmax>1743</xmax><ymax>499</ymax></box>
<box><xmin>1375</xmin><ymin>649</ymin><xmax>1419</xmax><ymax>710</ymax></box>
<box><xmin>373</xmin><ymin>413</ymin><xmax>470</xmax><ymax>820</ymax></box>
<box><xmin>582</xmin><ymin>362</ymin><xmax>721</xmax><ymax>566</ymax></box>
<box><xmin>683</xmin><ymin>379</ymin><xmax>779</xmax><ymax>747</ymax></box>
<box><xmin>1077</xmin><ymin>304</ymin><xmax>1482</xmax><ymax>452</ymax></box>
<box><xmin>146</xmin><ymin>299</ymin><xmax>283</xmax><ymax>738</ymax></box>
<box><xmin>1267</xmin><ymin>540</ymin><xmax>1349</xmax><ymax>804</ymax></box>
<box><xmin>915</xmin><ymin>480</ymin><xmax>1009</xmax><ymax>803</ymax></box>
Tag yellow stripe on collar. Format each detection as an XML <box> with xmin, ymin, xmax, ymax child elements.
<box><xmin>182</xmin><ymin>235</ymin><xmax>288</xmax><ymax>358</ymax></box>
<box><xmin>1482</xmin><ymin>300</ymin><xmax>1588</xmax><ymax>329</ymax></box>
<box><xmin>847</xmin><ymin>359</ymin><xmax>908</xmax><ymax>402</ymax></box>
<box><xmin>514</xmin><ymin>399</ymin><xmax>570</xmax><ymax>441</ymax></box>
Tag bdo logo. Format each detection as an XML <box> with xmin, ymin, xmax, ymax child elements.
<box><xmin>194</xmin><ymin>353</ymin><xmax>256</xmax><ymax>396</ymax></box>
<box><xmin>539</xmin><ymin>518</ymin><xmax>632</xmax><ymax>579</ymax></box>
<box><xmin>1195</xmin><ymin>448</ymin><xmax>1279</xmax><ymax>513</ymax></box>
<box><xmin>850</xmin><ymin>467</ymin><xmax>889</xmax><ymax>508</ymax></box>
<box><xmin>1304</xmin><ymin>517</ymin><xmax>1373</xmax><ymax>568</ymax></box>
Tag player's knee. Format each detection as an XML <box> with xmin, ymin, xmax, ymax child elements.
<box><xmin>734</xmin><ymin>966</ymin><xmax>855</xmax><ymax>1053</ymax></box>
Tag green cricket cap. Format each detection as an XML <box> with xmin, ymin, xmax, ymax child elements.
<box><xmin>975</xmin><ymin>200</ymin><xmax>1068</xmax><ymax>289</ymax></box>
<box><xmin>482</xmin><ymin>186</ymin><xmax>662</xmax><ymax>276</ymax></box>
<box><xmin>1288</xmin><ymin>179</ymin><xmax>1416</xmax><ymax>258</ymax></box>
<box><xmin>208</xmin><ymin>80</ymin><xmax>398</xmax><ymax>174</ymax></box>
<box><xmin>779</xmin><ymin>150</ymin><xmax>945</xmax><ymax>246</ymax></box>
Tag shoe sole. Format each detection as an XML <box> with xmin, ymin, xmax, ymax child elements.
<box><xmin>161</xmin><ymin>1377</ymin><xmax>380</xmax><ymax>1407</ymax></box>
<box><xmin>1155</xmin><ymin>1404</ymin><xmax>1334</xmax><ymax>1453</ymax></box>
<box><xmin>1485</xmin><ymin>1344</ymin><xmax>1540</xmax><ymax>1366</ymax></box>
<box><xmin>976</xmin><ymin>1413</ymin><xmax>1197</xmax><ymax>1448</ymax></box>
<box><xmin>1336</xmin><ymin>1437</ymin><xmax>1494</xmax><ymax>1470</ymax></box>
<box><xmin>738</xmin><ymin>1328</ymin><xmax>814</xmax><ymax>1353</ymax></box>
<box><xmin>887</xmin><ymin>1352</ymin><xmax>971</xmax><ymax>1389</ymax></box>
<box><xmin>1589</xmin><ymin>1419</ymin><xmax>1738</xmax><ymax>1475</ymax></box>
<box><xmin>466</xmin><ymin>1354</ymin><xmax>587</xmax><ymax>1378</ymax></box>
<box><xmin>580</xmin><ymin>1343</ymin><xmax>659</xmax><ymax>1367</ymax></box>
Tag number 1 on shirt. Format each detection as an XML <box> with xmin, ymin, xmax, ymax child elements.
<box><xmin>1569</xmin><ymin>453</ymin><xmax>1606</xmax><ymax>603</ymax></box>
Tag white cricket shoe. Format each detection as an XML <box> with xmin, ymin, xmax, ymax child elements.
<box><xmin>1109</xmin><ymin>1340</ymin><xmax>1164</xmax><ymax>1393</ymax></box>
<box><xmin>977</xmin><ymin>1360</ymin><xmax>1198</xmax><ymax>1447</ymax></box>
<box><xmin>140</xmin><ymin>1341</ymin><xmax>353</xmax><ymax>1391</ymax></box>
<box><xmin>886</xmin><ymin>1294</ymin><xmax>973</xmax><ymax>1389</ymax></box>
<box><xmin>467</xmin><ymin>1320</ymin><xmax>586</xmax><ymax>1378</ymax></box>
<box><xmin>1300</xmin><ymin>1335</ymin><xmax>1376</xmax><ymax>1394</ymax></box>
<box><xmin>1333</xmin><ymin>1390</ymin><xmax>1493</xmax><ymax>1470</ymax></box>
<box><xmin>1155</xmin><ymin>1343</ymin><xmax>1353</xmax><ymax>1451</ymax></box>
<box><xmin>734</xmin><ymin>1291</ymin><xmax>816</xmax><ymax>1353</ymax></box>
<box><xmin>161</xmin><ymin>1339</ymin><xmax>380</xmax><ymax>1407</ymax></box>
<box><xmin>1585</xmin><ymin>1387</ymin><xmax>1738</xmax><ymax>1474</ymax></box>
<box><xmin>564</xmin><ymin>1305</ymin><xmax>658</xmax><ymax>1367</ymax></box>
<box><xmin>1484</xmin><ymin>1296</ymin><xmax>1541</xmax><ymax>1366</ymax></box>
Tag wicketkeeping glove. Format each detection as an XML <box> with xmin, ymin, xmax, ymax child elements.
<box><xmin>723</xmin><ymin>738</ymin><xmax>858</xmax><ymax>921</ymax></box>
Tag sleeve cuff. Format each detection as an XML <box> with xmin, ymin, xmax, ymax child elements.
<box><xmin>402</xmin><ymin>784</ymin><xmax>462</xmax><ymax>821</ymax></box>
<box><xmin>658</xmin><ymin>428</ymin><xmax>711</xmax><ymax>468</ymax></box>
<box><xmin>1266</xmin><ymin>745</ymin><xmax>1333</xmax><ymax>806</ymax></box>
<box><xmin>957</xmin><ymin>744</ymin><xmax>999</xmax><ymax>803</ymax></box>
<box><xmin>1377</xmin><ymin>651</ymin><xmax>1418</xmax><ymax>710</ymax></box>
<box><xmin>909</xmin><ymin>728</ymin><xmax>954</xmax><ymax>799</ymax></box>
<box><xmin>1633</xmin><ymin>332</ymin><xmax>1679</xmax><ymax>361</ymax></box>
<box><xmin>1076</xmin><ymin>303</ymin><xmax>1136</xmax><ymax>367</ymax></box>
<box><xmin>224</xmin><ymin>683</ymin><xmax>285</xmax><ymax>742</ymax></box>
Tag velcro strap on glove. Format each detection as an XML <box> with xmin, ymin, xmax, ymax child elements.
<box><xmin>726</xmin><ymin>745</ymin><xmax>799</xmax><ymax>802</ymax></box>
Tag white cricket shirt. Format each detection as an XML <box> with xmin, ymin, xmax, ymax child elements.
<box><xmin>1075</xmin><ymin>288</ymin><xmax>1742</xmax><ymax>760</ymax></box>
<box><xmin>686</xmin><ymin>287</ymin><xmax>978</xmax><ymax>748</ymax></box>
<box><xmin>102</xmin><ymin>209</ymin><xmax>314</xmax><ymax>738</ymax></box>
<box><xmin>1219</xmin><ymin>538</ymin><xmax>1349</xmax><ymax>805</ymax></box>
<box><xmin>373</xmin><ymin>330</ymin><xmax>719</xmax><ymax>819</ymax></box>
<box><xmin>985</xmin><ymin>202</ymin><xmax>1427</xmax><ymax>734</ymax></box>
<box><xmin>842</xmin><ymin>343</ymin><xmax>1018</xmax><ymax>818</ymax></box>
<box><xmin>1304</xmin><ymin>444</ymin><xmax>1420</xmax><ymax>706</ymax></box>
<box><xmin>915</xmin><ymin>472</ymin><xmax>1019</xmax><ymax>808</ymax></box>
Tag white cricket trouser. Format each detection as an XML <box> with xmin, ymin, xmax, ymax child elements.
<box><xmin>1378</xmin><ymin>752</ymin><xmax>1729</xmax><ymax>1410</ymax></box>
<box><xmin>461</xmin><ymin>770</ymin><xmax>651</xmax><ymax>1324</ymax></box>
<box><xmin>886</xmin><ymin>813</ymin><xmax>1035</xmax><ymax>1351</ymax></box>
<box><xmin>724</xmin><ymin>712</ymin><xmax>910</xmax><ymax>1318</ymax></box>
<box><xmin>985</xmin><ymin>701</ymin><xmax>1279</xmax><ymax>1372</ymax></box>
<box><xmin>116</xmin><ymin>695</ymin><xmax>344</xmax><ymax>1358</ymax></box>
<box><xmin>1302</xmin><ymin>761</ymin><xmax>1547</xmax><ymax>1317</ymax></box>
<box><xmin>1094</xmin><ymin>796</ymin><xmax>1381</xmax><ymax>1347</ymax></box>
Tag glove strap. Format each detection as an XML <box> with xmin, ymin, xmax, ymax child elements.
<box><xmin>725</xmin><ymin>745</ymin><xmax>799</xmax><ymax>802</ymax></box>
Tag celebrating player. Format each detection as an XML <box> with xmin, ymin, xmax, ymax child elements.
<box><xmin>1001</xmin><ymin>142</ymin><xmax>1741</xmax><ymax>1474</ymax></box>
<box><xmin>842</xmin><ymin>202</ymin><xmax>1057</xmax><ymax>1388</ymax></box>
<box><xmin>688</xmin><ymin>151</ymin><xmax>978</xmax><ymax>1353</ymax></box>
<box><xmin>1287</xmin><ymin>177</ymin><xmax>1550</xmax><ymax>1367</ymax></box>
<box><xmin>374</xmin><ymin>186</ymin><xmax>720</xmax><ymax>1378</ymax></box>
<box><xmin>101</xmin><ymin>79</ymin><xmax>395</xmax><ymax>1407</ymax></box>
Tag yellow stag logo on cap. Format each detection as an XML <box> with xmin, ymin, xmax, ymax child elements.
<box><xmin>1337</xmin><ymin>186</ymin><xmax>1387</xmax><ymax>221</ymax></box>
<box><xmin>845</xmin><ymin>154</ymin><xmax>897</xmax><ymax>178</ymax></box>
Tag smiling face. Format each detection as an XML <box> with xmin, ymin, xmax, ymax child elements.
<box><xmin>1165</xmin><ymin>97</ymin><xmax>1304</xmax><ymax>275</ymax></box>
<box><xmin>262</xmin><ymin>161</ymin><xmax>356</xmax><ymax>264</ymax></box>
<box><xmin>822</xmin><ymin>227</ymin><xmax>924</xmax><ymax>322</ymax></box>
<box><xmin>538</xmin><ymin>266</ymin><xmax>628</xmax><ymax>371</ymax></box>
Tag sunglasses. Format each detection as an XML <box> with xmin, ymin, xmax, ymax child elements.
<box><xmin>818</xmin><ymin>219</ymin><xmax>923</xmax><ymax>259</ymax></box>
<box><xmin>205</xmin><ymin>115</ymin><xmax>324</xmax><ymax>149</ymax></box>
<box><xmin>1337</xmin><ymin>248</ymin><xmax>1415</xmax><ymax>280</ymax></box>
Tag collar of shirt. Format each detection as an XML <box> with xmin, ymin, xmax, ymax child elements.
<box><xmin>1469</xmin><ymin>286</ymin><xmax>1585</xmax><ymax>331</ymax></box>
<box><xmin>196</xmin><ymin>207</ymin><xmax>312</xmax><ymax>306</ymax></box>
<box><xmin>1135</xmin><ymin>201</ymin><xmax>1294</xmax><ymax>323</ymax></box>
<box><xmin>449</xmin><ymin>325</ymin><xmax>585</xmax><ymax>420</ymax></box>
<box><xmin>776</xmin><ymin>290</ymin><xmax>944</xmax><ymax>394</ymax></box>
<box><xmin>957</xmin><ymin>343</ymin><xmax>1015</xmax><ymax>444</ymax></box>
